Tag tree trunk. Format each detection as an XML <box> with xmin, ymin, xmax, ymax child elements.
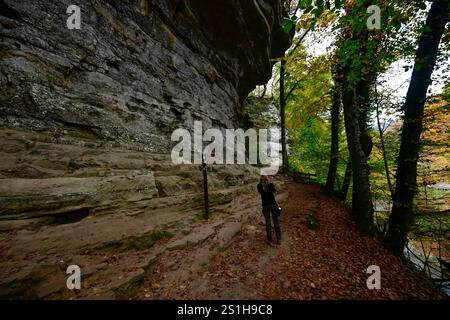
<box><xmin>280</xmin><ymin>59</ymin><xmax>289</xmax><ymax>173</ymax></box>
<box><xmin>351</xmin><ymin>28</ymin><xmax>375</xmax><ymax>217</ymax></box>
<box><xmin>341</xmin><ymin>83</ymin><xmax>374</xmax><ymax>235</ymax></box>
<box><xmin>386</xmin><ymin>0</ymin><xmax>450</xmax><ymax>256</ymax></box>
<box><xmin>356</xmin><ymin>74</ymin><xmax>374</xmax><ymax>158</ymax></box>
<box><xmin>338</xmin><ymin>2</ymin><xmax>375</xmax><ymax>234</ymax></box>
<box><xmin>340</xmin><ymin>160</ymin><xmax>352</xmax><ymax>201</ymax></box>
<box><xmin>326</xmin><ymin>89</ymin><xmax>341</xmax><ymax>194</ymax></box>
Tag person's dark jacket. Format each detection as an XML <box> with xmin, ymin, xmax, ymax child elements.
<box><xmin>257</xmin><ymin>183</ymin><xmax>277</xmax><ymax>206</ymax></box>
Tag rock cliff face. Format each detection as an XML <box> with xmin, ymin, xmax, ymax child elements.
<box><xmin>0</xmin><ymin>0</ymin><xmax>290</xmax><ymax>298</ymax></box>
<box><xmin>0</xmin><ymin>0</ymin><xmax>290</xmax><ymax>225</ymax></box>
<box><xmin>0</xmin><ymin>0</ymin><xmax>289</xmax><ymax>149</ymax></box>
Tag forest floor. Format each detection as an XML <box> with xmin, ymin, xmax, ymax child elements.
<box><xmin>129</xmin><ymin>176</ymin><xmax>448</xmax><ymax>300</ymax></box>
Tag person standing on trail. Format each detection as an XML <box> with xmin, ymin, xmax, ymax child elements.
<box><xmin>257</xmin><ymin>175</ymin><xmax>281</xmax><ymax>244</ymax></box>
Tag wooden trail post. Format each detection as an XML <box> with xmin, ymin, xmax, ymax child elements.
<box><xmin>202</xmin><ymin>154</ymin><xmax>209</xmax><ymax>219</ymax></box>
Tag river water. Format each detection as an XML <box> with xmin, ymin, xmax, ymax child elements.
<box><xmin>404</xmin><ymin>242</ymin><xmax>450</xmax><ymax>296</ymax></box>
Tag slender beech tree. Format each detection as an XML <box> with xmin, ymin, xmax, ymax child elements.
<box><xmin>280</xmin><ymin>59</ymin><xmax>289</xmax><ymax>173</ymax></box>
<box><xmin>374</xmin><ymin>91</ymin><xmax>394</xmax><ymax>198</ymax></box>
<box><xmin>326</xmin><ymin>83</ymin><xmax>342</xmax><ymax>194</ymax></box>
<box><xmin>337</xmin><ymin>1</ymin><xmax>377</xmax><ymax>234</ymax></box>
<box><xmin>386</xmin><ymin>0</ymin><xmax>450</xmax><ymax>256</ymax></box>
<box><xmin>279</xmin><ymin>17</ymin><xmax>313</xmax><ymax>174</ymax></box>
<box><xmin>341</xmin><ymin>78</ymin><xmax>374</xmax><ymax>232</ymax></box>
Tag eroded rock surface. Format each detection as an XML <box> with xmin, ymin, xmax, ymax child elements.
<box><xmin>0</xmin><ymin>0</ymin><xmax>290</xmax><ymax>298</ymax></box>
<box><xmin>0</xmin><ymin>0</ymin><xmax>289</xmax><ymax>149</ymax></box>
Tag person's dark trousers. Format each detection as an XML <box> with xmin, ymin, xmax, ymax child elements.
<box><xmin>262</xmin><ymin>205</ymin><xmax>281</xmax><ymax>241</ymax></box>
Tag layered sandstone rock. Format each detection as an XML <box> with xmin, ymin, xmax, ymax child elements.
<box><xmin>0</xmin><ymin>0</ymin><xmax>290</xmax><ymax>298</ymax></box>
<box><xmin>0</xmin><ymin>0</ymin><xmax>289</xmax><ymax>149</ymax></box>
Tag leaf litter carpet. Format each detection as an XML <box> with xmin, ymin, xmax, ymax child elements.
<box><xmin>132</xmin><ymin>177</ymin><xmax>447</xmax><ymax>300</ymax></box>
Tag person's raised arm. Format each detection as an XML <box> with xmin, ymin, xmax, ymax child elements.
<box><xmin>257</xmin><ymin>184</ymin><xmax>262</xmax><ymax>194</ymax></box>
<box><xmin>271</xmin><ymin>183</ymin><xmax>277</xmax><ymax>193</ymax></box>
